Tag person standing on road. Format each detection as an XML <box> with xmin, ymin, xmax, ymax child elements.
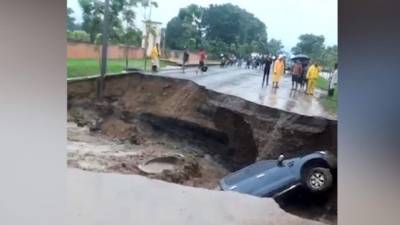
<box><xmin>291</xmin><ymin>60</ymin><xmax>303</xmax><ymax>90</ymax></box>
<box><xmin>196</xmin><ymin>48</ymin><xmax>206</xmax><ymax>74</ymax></box>
<box><xmin>151</xmin><ymin>43</ymin><xmax>160</xmax><ymax>72</ymax></box>
<box><xmin>246</xmin><ymin>57</ymin><xmax>251</xmax><ymax>69</ymax></box>
<box><xmin>182</xmin><ymin>47</ymin><xmax>189</xmax><ymax>74</ymax></box>
<box><xmin>328</xmin><ymin>63</ymin><xmax>338</xmax><ymax>96</ymax></box>
<box><xmin>306</xmin><ymin>62</ymin><xmax>321</xmax><ymax>95</ymax></box>
<box><xmin>262</xmin><ymin>55</ymin><xmax>273</xmax><ymax>87</ymax></box>
<box><xmin>272</xmin><ymin>55</ymin><xmax>285</xmax><ymax>88</ymax></box>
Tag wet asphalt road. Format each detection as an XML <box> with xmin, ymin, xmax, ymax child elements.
<box><xmin>155</xmin><ymin>66</ymin><xmax>336</xmax><ymax>120</ymax></box>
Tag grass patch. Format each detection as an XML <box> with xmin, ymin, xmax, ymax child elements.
<box><xmin>316</xmin><ymin>76</ymin><xmax>338</xmax><ymax>114</ymax></box>
<box><xmin>67</xmin><ymin>58</ymin><xmax>166</xmax><ymax>78</ymax></box>
<box><xmin>316</xmin><ymin>76</ymin><xmax>329</xmax><ymax>90</ymax></box>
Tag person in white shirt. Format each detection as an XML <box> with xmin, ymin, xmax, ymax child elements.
<box><xmin>328</xmin><ymin>63</ymin><xmax>338</xmax><ymax>96</ymax></box>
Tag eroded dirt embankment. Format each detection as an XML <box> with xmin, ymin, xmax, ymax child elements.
<box><xmin>68</xmin><ymin>73</ymin><xmax>337</xmax><ymax>166</ymax></box>
<box><xmin>67</xmin><ymin>72</ymin><xmax>337</xmax><ymax>224</ymax></box>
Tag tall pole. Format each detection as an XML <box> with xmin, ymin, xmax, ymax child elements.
<box><xmin>143</xmin><ymin>21</ymin><xmax>149</xmax><ymax>72</ymax></box>
<box><xmin>162</xmin><ymin>29</ymin><xmax>166</xmax><ymax>57</ymax></box>
<box><xmin>98</xmin><ymin>0</ymin><xmax>110</xmax><ymax>99</ymax></box>
<box><xmin>125</xmin><ymin>34</ymin><xmax>129</xmax><ymax>70</ymax></box>
<box><xmin>143</xmin><ymin>2</ymin><xmax>153</xmax><ymax>72</ymax></box>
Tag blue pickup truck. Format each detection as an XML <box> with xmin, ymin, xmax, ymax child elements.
<box><xmin>219</xmin><ymin>151</ymin><xmax>337</xmax><ymax>198</ymax></box>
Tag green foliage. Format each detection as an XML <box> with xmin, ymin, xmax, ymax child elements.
<box><xmin>292</xmin><ymin>34</ymin><xmax>325</xmax><ymax>59</ymax></box>
<box><xmin>165</xmin><ymin>3</ymin><xmax>268</xmax><ymax>57</ymax></box>
<box><xmin>316</xmin><ymin>77</ymin><xmax>337</xmax><ymax>113</ymax></box>
<box><xmin>165</xmin><ymin>4</ymin><xmax>204</xmax><ymax>51</ymax></box>
<box><xmin>202</xmin><ymin>3</ymin><xmax>268</xmax><ymax>55</ymax></box>
<box><xmin>320</xmin><ymin>45</ymin><xmax>337</xmax><ymax>70</ymax></box>
<box><xmin>205</xmin><ymin>39</ymin><xmax>229</xmax><ymax>58</ymax></box>
<box><xmin>292</xmin><ymin>34</ymin><xmax>337</xmax><ymax>70</ymax></box>
<box><xmin>126</xmin><ymin>28</ymin><xmax>143</xmax><ymax>46</ymax></box>
<box><xmin>67</xmin><ymin>30</ymin><xmax>91</xmax><ymax>42</ymax></box>
<box><xmin>77</xmin><ymin>0</ymin><xmax>141</xmax><ymax>44</ymax></box>
<box><xmin>67</xmin><ymin>7</ymin><xmax>76</xmax><ymax>31</ymax></box>
<box><xmin>78</xmin><ymin>0</ymin><xmax>103</xmax><ymax>43</ymax></box>
<box><xmin>267</xmin><ymin>38</ymin><xmax>284</xmax><ymax>56</ymax></box>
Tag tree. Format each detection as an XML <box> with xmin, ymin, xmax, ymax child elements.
<box><xmin>291</xmin><ymin>34</ymin><xmax>325</xmax><ymax>60</ymax></box>
<box><xmin>165</xmin><ymin>4</ymin><xmax>204</xmax><ymax>50</ymax></box>
<box><xmin>79</xmin><ymin>0</ymin><xmax>103</xmax><ymax>43</ymax></box>
<box><xmin>67</xmin><ymin>7</ymin><xmax>76</xmax><ymax>31</ymax></box>
<box><xmin>78</xmin><ymin>0</ymin><xmax>141</xmax><ymax>44</ymax></box>
<box><xmin>201</xmin><ymin>3</ymin><xmax>267</xmax><ymax>48</ymax></box>
<box><xmin>165</xmin><ymin>3</ymin><xmax>268</xmax><ymax>58</ymax></box>
<box><xmin>320</xmin><ymin>45</ymin><xmax>337</xmax><ymax>70</ymax></box>
<box><xmin>67</xmin><ymin>30</ymin><xmax>91</xmax><ymax>42</ymax></box>
<box><xmin>267</xmin><ymin>38</ymin><xmax>284</xmax><ymax>56</ymax></box>
<box><xmin>292</xmin><ymin>34</ymin><xmax>337</xmax><ymax>69</ymax></box>
<box><xmin>125</xmin><ymin>28</ymin><xmax>142</xmax><ymax>46</ymax></box>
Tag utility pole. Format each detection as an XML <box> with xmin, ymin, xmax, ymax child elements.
<box><xmin>143</xmin><ymin>21</ymin><xmax>149</xmax><ymax>72</ymax></box>
<box><xmin>125</xmin><ymin>34</ymin><xmax>129</xmax><ymax>70</ymax></box>
<box><xmin>98</xmin><ymin>0</ymin><xmax>110</xmax><ymax>100</ymax></box>
<box><xmin>143</xmin><ymin>1</ymin><xmax>154</xmax><ymax>72</ymax></box>
<box><xmin>162</xmin><ymin>29</ymin><xmax>166</xmax><ymax>57</ymax></box>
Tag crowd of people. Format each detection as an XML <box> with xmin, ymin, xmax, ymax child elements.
<box><xmin>233</xmin><ymin>54</ymin><xmax>338</xmax><ymax>97</ymax></box>
<box><xmin>158</xmin><ymin>46</ymin><xmax>338</xmax><ymax>97</ymax></box>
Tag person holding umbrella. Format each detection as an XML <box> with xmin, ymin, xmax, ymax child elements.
<box><xmin>272</xmin><ymin>55</ymin><xmax>285</xmax><ymax>88</ymax></box>
<box><xmin>291</xmin><ymin>60</ymin><xmax>303</xmax><ymax>90</ymax></box>
<box><xmin>291</xmin><ymin>54</ymin><xmax>310</xmax><ymax>90</ymax></box>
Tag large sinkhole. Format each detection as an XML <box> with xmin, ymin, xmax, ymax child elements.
<box><xmin>67</xmin><ymin>73</ymin><xmax>337</xmax><ymax>223</ymax></box>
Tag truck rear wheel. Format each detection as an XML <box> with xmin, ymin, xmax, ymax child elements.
<box><xmin>303</xmin><ymin>167</ymin><xmax>333</xmax><ymax>192</ymax></box>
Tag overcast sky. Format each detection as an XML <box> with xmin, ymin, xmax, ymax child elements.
<box><xmin>67</xmin><ymin>0</ymin><xmax>337</xmax><ymax>51</ymax></box>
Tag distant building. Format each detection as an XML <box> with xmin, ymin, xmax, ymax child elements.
<box><xmin>141</xmin><ymin>20</ymin><xmax>162</xmax><ymax>57</ymax></box>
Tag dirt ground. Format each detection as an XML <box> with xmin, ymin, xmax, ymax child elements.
<box><xmin>67</xmin><ymin>73</ymin><xmax>337</xmax><ymax>224</ymax></box>
<box><xmin>67</xmin><ymin>121</ymin><xmax>229</xmax><ymax>189</ymax></box>
<box><xmin>67</xmin><ymin>117</ymin><xmax>336</xmax><ymax>224</ymax></box>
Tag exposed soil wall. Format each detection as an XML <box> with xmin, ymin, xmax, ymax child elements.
<box><xmin>68</xmin><ymin>72</ymin><xmax>337</xmax><ymax>166</ymax></box>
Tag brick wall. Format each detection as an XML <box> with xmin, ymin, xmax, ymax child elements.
<box><xmin>67</xmin><ymin>42</ymin><xmax>145</xmax><ymax>59</ymax></box>
<box><xmin>167</xmin><ymin>50</ymin><xmax>200</xmax><ymax>64</ymax></box>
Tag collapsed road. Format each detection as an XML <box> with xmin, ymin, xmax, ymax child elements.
<box><xmin>67</xmin><ymin>72</ymin><xmax>337</xmax><ymax>224</ymax></box>
<box><xmin>156</xmin><ymin>66</ymin><xmax>336</xmax><ymax>120</ymax></box>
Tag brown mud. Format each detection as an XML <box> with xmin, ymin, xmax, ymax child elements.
<box><xmin>67</xmin><ymin>72</ymin><xmax>337</xmax><ymax>224</ymax></box>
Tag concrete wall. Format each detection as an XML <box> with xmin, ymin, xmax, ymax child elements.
<box><xmin>141</xmin><ymin>21</ymin><xmax>162</xmax><ymax>57</ymax></box>
<box><xmin>67</xmin><ymin>42</ymin><xmax>144</xmax><ymax>59</ymax></box>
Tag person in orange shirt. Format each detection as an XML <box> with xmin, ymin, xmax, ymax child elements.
<box><xmin>272</xmin><ymin>55</ymin><xmax>285</xmax><ymax>88</ymax></box>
